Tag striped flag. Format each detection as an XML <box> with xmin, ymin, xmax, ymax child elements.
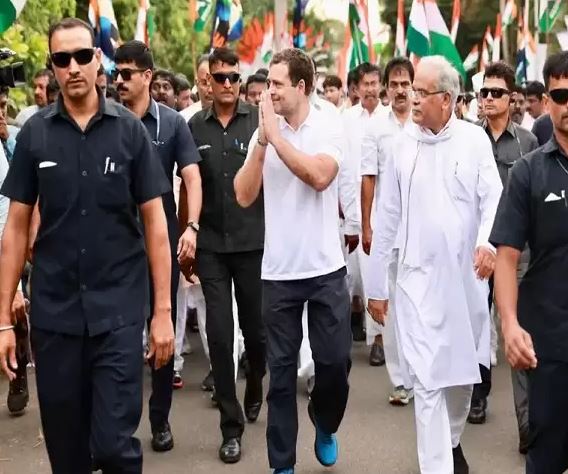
<box><xmin>0</xmin><ymin>0</ymin><xmax>26</xmax><ymax>34</ymax></box>
<box><xmin>502</xmin><ymin>0</ymin><xmax>518</xmax><ymax>27</ymax></box>
<box><xmin>88</xmin><ymin>0</ymin><xmax>120</xmax><ymax>61</ymax></box>
<box><xmin>395</xmin><ymin>0</ymin><xmax>406</xmax><ymax>56</ymax></box>
<box><xmin>462</xmin><ymin>44</ymin><xmax>479</xmax><ymax>71</ymax></box>
<box><xmin>367</xmin><ymin>0</ymin><xmax>390</xmax><ymax>62</ymax></box>
<box><xmin>347</xmin><ymin>0</ymin><xmax>370</xmax><ymax>69</ymax></box>
<box><xmin>450</xmin><ymin>0</ymin><xmax>460</xmax><ymax>43</ymax></box>
<box><xmin>211</xmin><ymin>0</ymin><xmax>243</xmax><ymax>48</ymax></box>
<box><xmin>492</xmin><ymin>13</ymin><xmax>502</xmax><ymax>62</ymax></box>
<box><xmin>192</xmin><ymin>0</ymin><xmax>213</xmax><ymax>32</ymax></box>
<box><xmin>406</xmin><ymin>0</ymin><xmax>430</xmax><ymax>58</ymax></box>
<box><xmin>480</xmin><ymin>30</ymin><xmax>490</xmax><ymax>71</ymax></box>
<box><xmin>135</xmin><ymin>0</ymin><xmax>153</xmax><ymax>45</ymax></box>
<box><xmin>539</xmin><ymin>0</ymin><xmax>562</xmax><ymax>33</ymax></box>
<box><xmin>516</xmin><ymin>2</ymin><xmax>537</xmax><ymax>83</ymax></box>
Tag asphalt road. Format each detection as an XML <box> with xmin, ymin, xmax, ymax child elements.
<box><xmin>0</xmin><ymin>335</ymin><xmax>525</xmax><ymax>474</ymax></box>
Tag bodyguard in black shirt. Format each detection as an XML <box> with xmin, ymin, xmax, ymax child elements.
<box><xmin>0</xmin><ymin>19</ymin><xmax>174</xmax><ymax>473</ymax></box>
<box><xmin>189</xmin><ymin>47</ymin><xmax>265</xmax><ymax>464</ymax></box>
<box><xmin>114</xmin><ymin>41</ymin><xmax>202</xmax><ymax>453</ymax></box>
<box><xmin>492</xmin><ymin>52</ymin><xmax>568</xmax><ymax>474</ymax></box>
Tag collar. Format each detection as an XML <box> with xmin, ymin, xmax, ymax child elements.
<box><xmin>45</xmin><ymin>87</ymin><xmax>119</xmax><ymax>119</ymax></box>
<box><xmin>481</xmin><ymin>118</ymin><xmax>517</xmax><ymax>138</ymax></box>
<box><xmin>144</xmin><ymin>97</ymin><xmax>159</xmax><ymax>120</ymax></box>
<box><xmin>542</xmin><ymin>135</ymin><xmax>568</xmax><ymax>158</ymax></box>
<box><xmin>204</xmin><ymin>99</ymin><xmax>250</xmax><ymax>121</ymax></box>
<box><xmin>278</xmin><ymin>104</ymin><xmax>317</xmax><ymax>131</ymax></box>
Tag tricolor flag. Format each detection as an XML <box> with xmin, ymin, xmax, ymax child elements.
<box><xmin>502</xmin><ymin>0</ymin><xmax>517</xmax><ymax>27</ymax></box>
<box><xmin>406</xmin><ymin>0</ymin><xmax>430</xmax><ymax>58</ymax></box>
<box><xmin>135</xmin><ymin>0</ymin><xmax>154</xmax><ymax>46</ymax></box>
<box><xmin>367</xmin><ymin>0</ymin><xmax>390</xmax><ymax>62</ymax></box>
<box><xmin>192</xmin><ymin>0</ymin><xmax>213</xmax><ymax>32</ymax></box>
<box><xmin>492</xmin><ymin>13</ymin><xmax>502</xmax><ymax>62</ymax></box>
<box><xmin>395</xmin><ymin>0</ymin><xmax>406</xmax><ymax>56</ymax></box>
<box><xmin>0</xmin><ymin>0</ymin><xmax>26</xmax><ymax>34</ymax></box>
<box><xmin>450</xmin><ymin>0</ymin><xmax>460</xmax><ymax>43</ymax></box>
<box><xmin>516</xmin><ymin>3</ymin><xmax>537</xmax><ymax>83</ymax></box>
<box><xmin>539</xmin><ymin>0</ymin><xmax>562</xmax><ymax>33</ymax></box>
<box><xmin>347</xmin><ymin>0</ymin><xmax>370</xmax><ymax>69</ymax></box>
<box><xmin>211</xmin><ymin>0</ymin><xmax>243</xmax><ymax>48</ymax></box>
<box><xmin>88</xmin><ymin>0</ymin><xmax>120</xmax><ymax>62</ymax></box>
<box><xmin>462</xmin><ymin>44</ymin><xmax>479</xmax><ymax>71</ymax></box>
<box><xmin>479</xmin><ymin>26</ymin><xmax>491</xmax><ymax>72</ymax></box>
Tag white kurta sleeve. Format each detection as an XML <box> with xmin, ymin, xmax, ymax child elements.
<box><xmin>365</xmin><ymin>147</ymin><xmax>401</xmax><ymax>301</ymax></box>
<box><xmin>474</xmin><ymin>131</ymin><xmax>503</xmax><ymax>252</ymax></box>
<box><xmin>338</xmin><ymin>117</ymin><xmax>361</xmax><ymax>236</ymax></box>
<box><xmin>360</xmin><ymin>119</ymin><xmax>379</xmax><ymax>177</ymax></box>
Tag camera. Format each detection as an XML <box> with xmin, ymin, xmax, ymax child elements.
<box><xmin>0</xmin><ymin>48</ymin><xmax>25</xmax><ymax>88</ymax></box>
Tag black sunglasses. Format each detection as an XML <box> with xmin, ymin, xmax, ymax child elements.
<box><xmin>50</xmin><ymin>48</ymin><xmax>95</xmax><ymax>68</ymax></box>
<box><xmin>480</xmin><ymin>87</ymin><xmax>509</xmax><ymax>99</ymax></box>
<box><xmin>112</xmin><ymin>68</ymin><xmax>147</xmax><ymax>81</ymax></box>
<box><xmin>549</xmin><ymin>88</ymin><xmax>568</xmax><ymax>105</ymax></box>
<box><xmin>211</xmin><ymin>72</ymin><xmax>241</xmax><ymax>85</ymax></box>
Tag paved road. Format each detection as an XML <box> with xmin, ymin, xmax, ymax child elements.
<box><xmin>0</xmin><ymin>336</ymin><xmax>525</xmax><ymax>474</ymax></box>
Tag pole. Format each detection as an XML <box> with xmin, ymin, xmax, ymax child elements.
<box><xmin>501</xmin><ymin>0</ymin><xmax>510</xmax><ymax>64</ymax></box>
<box><xmin>274</xmin><ymin>0</ymin><xmax>287</xmax><ymax>53</ymax></box>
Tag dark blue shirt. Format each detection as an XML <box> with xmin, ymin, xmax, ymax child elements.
<box><xmin>0</xmin><ymin>93</ymin><xmax>170</xmax><ymax>336</ymax></box>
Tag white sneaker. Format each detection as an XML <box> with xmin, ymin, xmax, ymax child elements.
<box><xmin>389</xmin><ymin>386</ymin><xmax>413</xmax><ymax>406</ymax></box>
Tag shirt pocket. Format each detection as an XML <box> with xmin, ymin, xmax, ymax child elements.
<box><xmin>96</xmin><ymin>161</ymin><xmax>130</xmax><ymax>209</ymax></box>
<box><xmin>537</xmin><ymin>192</ymin><xmax>568</xmax><ymax>247</ymax></box>
<box><xmin>37</xmin><ymin>161</ymin><xmax>69</xmax><ymax>210</ymax></box>
<box><xmin>450</xmin><ymin>159</ymin><xmax>476</xmax><ymax>203</ymax></box>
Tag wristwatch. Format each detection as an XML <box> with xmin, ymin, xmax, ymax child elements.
<box><xmin>187</xmin><ymin>221</ymin><xmax>200</xmax><ymax>232</ymax></box>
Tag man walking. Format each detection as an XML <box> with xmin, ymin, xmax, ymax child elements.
<box><xmin>235</xmin><ymin>48</ymin><xmax>351</xmax><ymax>474</ymax></box>
<box><xmin>114</xmin><ymin>40</ymin><xmax>202</xmax><ymax>452</ymax></box>
<box><xmin>0</xmin><ymin>18</ymin><xmax>174</xmax><ymax>473</ymax></box>
<box><xmin>366</xmin><ymin>56</ymin><xmax>502</xmax><ymax>473</ymax></box>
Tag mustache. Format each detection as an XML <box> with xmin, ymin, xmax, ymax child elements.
<box><xmin>116</xmin><ymin>84</ymin><xmax>129</xmax><ymax>92</ymax></box>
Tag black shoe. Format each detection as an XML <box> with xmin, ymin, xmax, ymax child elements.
<box><xmin>244</xmin><ymin>375</ymin><xmax>263</xmax><ymax>423</ymax></box>
<box><xmin>351</xmin><ymin>312</ymin><xmax>366</xmax><ymax>342</ymax></box>
<box><xmin>219</xmin><ymin>437</ymin><xmax>241</xmax><ymax>464</ymax></box>
<box><xmin>201</xmin><ymin>370</ymin><xmax>215</xmax><ymax>392</ymax></box>
<box><xmin>7</xmin><ymin>365</ymin><xmax>29</xmax><ymax>416</ymax></box>
<box><xmin>467</xmin><ymin>397</ymin><xmax>487</xmax><ymax>425</ymax></box>
<box><xmin>151</xmin><ymin>423</ymin><xmax>174</xmax><ymax>452</ymax></box>
<box><xmin>452</xmin><ymin>444</ymin><xmax>469</xmax><ymax>474</ymax></box>
<box><xmin>369</xmin><ymin>342</ymin><xmax>385</xmax><ymax>366</ymax></box>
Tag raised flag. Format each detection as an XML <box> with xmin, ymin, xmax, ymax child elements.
<box><xmin>492</xmin><ymin>13</ymin><xmax>502</xmax><ymax>62</ymax></box>
<box><xmin>292</xmin><ymin>0</ymin><xmax>308</xmax><ymax>49</ymax></box>
<box><xmin>502</xmin><ymin>0</ymin><xmax>518</xmax><ymax>27</ymax></box>
<box><xmin>367</xmin><ymin>0</ymin><xmax>390</xmax><ymax>62</ymax></box>
<box><xmin>406</xmin><ymin>0</ymin><xmax>430</xmax><ymax>58</ymax></box>
<box><xmin>347</xmin><ymin>0</ymin><xmax>370</xmax><ymax>69</ymax></box>
<box><xmin>450</xmin><ymin>0</ymin><xmax>460</xmax><ymax>43</ymax></box>
<box><xmin>480</xmin><ymin>28</ymin><xmax>490</xmax><ymax>71</ymax></box>
<box><xmin>516</xmin><ymin>3</ymin><xmax>538</xmax><ymax>83</ymax></box>
<box><xmin>0</xmin><ymin>0</ymin><xmax>26</xmax><ymax>34</ymax></box>
<box><xmin>539</xmin><ymin>0</ymin><xmax>562</xmax><ymax>33</ymax></box>
<box><xmin>135</xmin><ymin>0</ymin><xmax>154</xmax><ymax>45</ymax></box>
<box><xmin>193</xmin><ymin>0</ymin><xmax>213</xmax><ymax>32</ymax></box>
<box><xmin>463</xmin><ymin>44</ymin><xmax>479</xmax><ymax>71</ymax></box>
<box><xmin>211</xmin><ymin>0</ymin><xmax>243</xmax><ymax>48</ymax></box>
<box><xmin>88</xmin><ymin>0</ymin><xmax>120</xmax><ymax>60</ymax></box>
<box><xmin>395</xmin><ymin>0</ymin><xmax>407</xmax><ymax>56</ymax></box>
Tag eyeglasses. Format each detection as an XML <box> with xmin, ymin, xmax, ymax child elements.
<box><xmin>112</xmin><ymin>68</ymin><xmax>147</xmax><ymax>81</ymax></box>
<box><xmin>50</xmin><ymin>48</ymin><xmax>95</xmax><ymax>68</ymax></box>
<box><xmin>479</xmin><ymin>87</ymin><xmax>509</xmax><ymax>99</ymax></box>
<box><xmin>409</xmin><ymin>89</ymin><xmax>447</xmax><ymax>100</ymax></box>
<box><xmin>211</xmin><ymin>72</ymin><xmax>241</xmax><ymax>85</ymax></box>
<box><xmin>549</xmin><ymin>88</ymin><xmax>568</xmax><ymax>105</ymax></box>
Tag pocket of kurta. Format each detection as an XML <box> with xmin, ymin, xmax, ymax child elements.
<box><xmin>97</xmin><ymin>172</ymin><xmax>130</xmax><ymax>208</ymax></box>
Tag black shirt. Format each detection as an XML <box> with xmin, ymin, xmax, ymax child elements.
<box><xmin>531</xmin><ymin>113</ymin><xmax>554</xmax><ymax>147</ymax></box>
<box><xmin>141</xmin><ymin>99</ymin><xmax>201</xmax><ymax>252</ymax></box>
<box><xmin>490</xmin><ymin>136</ymin><xmax>568</xmax><ymax>362</ymax></box>
<box><xmin>189</xmin><ymin>101</ymin><xmax>264</xmax><ymax>253</ymax></box>
<box><xmin>1</xmin><ymin>93</ymin><xmax>170</xmax><ymax>336</ymax></box>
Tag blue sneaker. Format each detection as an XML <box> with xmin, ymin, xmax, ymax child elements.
<box><xmin>273</xmin><ymin>469</ymin><xmax>294</xmax><ymax>474</ymax></box>
<box><xmin>308</xmin><ymin>402</ymin><xmax>338</xmax><ymax>467</ymax></box>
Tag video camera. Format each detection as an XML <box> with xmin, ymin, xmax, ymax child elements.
<box><xmin>0</xmin><ymin>48</ymin><xmax>25</xmax><ymax>88</ymax></box>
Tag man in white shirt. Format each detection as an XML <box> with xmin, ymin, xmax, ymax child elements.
<box><xmin>15</xmin><ymin>69</ymin><xmax>52</xmax><ymax>127</ymax></box>
<box><xmin>235</xmin><ymin>48</ymin><xmax>351</xmax><ymax>474</ymax></box>
<box><xmin>366</xmin><ymin>56</ymin><xmax>502</xmax><ymax>474</ymax></box>
<box><xmin>180</xmin><ymin>55</ymin><xmax>213</xmax><ymax>122</ymax></box>
<box><xmin>361</xmin><ymin>57</ymin><xmax>414</xmax><ymax>406</ymax></box>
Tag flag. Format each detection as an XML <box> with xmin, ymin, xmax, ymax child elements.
<box><xmin>367</xmin><ymin>0</ymin><xmax>390</xmax><ymax>62</ymax></box>
<box><xmin>539</xmin><ymin>0</ymin><xmax>562</xmax><ymax>33</ymax></box>
<box><xmin>480</xmin><ymin>27</ymin><xmax>490</xmax><ymax>71</ymax></box>
<box><xmin>347</xmin><ymin>0</ymin><xmax>370</xmax><ymax>69</ymax></box>
<box><xmin>407</xmin><ymin>0</ymin><xmax>430</xmax><ymax>58</ymax></box>
<box><xmin>395</xmin><ymin>0</ymin><xmax>406</xmax><ymax>56</ymax></box>
<box><xmin>502</xmin><ymin>0</ymin><xmax>518</xmax><ymax>27</ymax></box>
<box><xmin>211</xmin><ymin>0</ymin><xmax>243</xmax><ymax>48</ymax></box>
<box><xmin>292</xmin><ymin>0</ymin><xmax>308</xmax><ymax>49</ymax></box>
<box><xmin>337</xmin><ymin>20</ymin><xmax>353</xmax><ymax>84</ymax></box>
<box><xmin>88</xmin><ymin>0</ymin><xmax>120</xmax><ymax>60</ymax></box>
<box><xmin>135</xmin><ymin>0</ymin><xmax>153</xmax><ymax>45</ymax></box>
<box><xmin>516</xmin><ymin>2</ymin><xmax>537</xmax><ymax>83</ymax></box>
<box><xmin>237</xmin><ymin>12</ymin><xmax>273</xmax><ymax>76</ymax></box>
<box><xmin>0</xmin><ymin>0</ymin><xmax>26</xmax><ymax>34</ymax></box>
<box><xmin>463</xmin><ymin>44</ymin><xmax>479</xmax><ymax>71</ymax></box>
<box><xmin>492</xmin><ymin>13</ymin><xmax>502</xmax><ymax>62</ymax></box>
<box><xmin>193</xmin><ymin>0</ymin><xmax>213</xmax><ymax>32</ymax></box>
<box><xmin>450</xmin><ymin>0</ymin><xmax>460</xmax><ymax>43</ymax></box>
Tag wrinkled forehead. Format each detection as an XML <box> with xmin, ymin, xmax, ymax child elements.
<box><xmin>413</xmin><ymin>65</ymin><xmax>438</xmax><ymax>90</ymax></box>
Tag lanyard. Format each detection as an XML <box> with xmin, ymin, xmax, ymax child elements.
<box><xmin>152</xmin><ymin>100</ymin><xmax>163</xmax><ymax>146</ymax></box>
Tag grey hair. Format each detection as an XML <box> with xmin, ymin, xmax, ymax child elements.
<box><xmin>419</xmin><ymin>56</ymin><xmax>461</xmax><ymax>107</ymax></box>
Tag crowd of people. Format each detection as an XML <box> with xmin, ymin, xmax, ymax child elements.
<box><xmin>0</xmin><ymin>14</ymin><xmax>567</xmax><ymax>474</ymax></box>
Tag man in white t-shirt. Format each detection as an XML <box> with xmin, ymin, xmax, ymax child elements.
<box><xmin>15</xmin><ymin>69</ymin><xmax>52</xmax><ymax>127</ymax></box>
<box><xmin>234</xmin><ymin>48</ymin><xmax>351</xmax><ymax>474</ymax></box>
<box><xmin>180</xmin><ymin>55</ymin><xmax>213</xmax><ymax>122</ymax></box>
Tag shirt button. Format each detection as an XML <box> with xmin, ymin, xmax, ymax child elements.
<box><xmin>81</xmin><ymin>170</ymin><xmax>88</xmax><ymax>177</ymax></box>
<box><xmin>223</xmin><ymin>132</ymin><xmax>228</xmax><ymax>136</ymax></box>
<box><xmin>80</xmin><ymin>284</ymin><xmax>87</xmax><ymax>291</ymax></box>
<box><xmin>81</xmin><ymin>135</ymin><xmax>86</xmax><ymax>141</ymax></box>
<box><xmin>224</xmin><ymin>172</ymin><xmax>228</xmax><ymax>177</ymax></box>
<box><xmin>223</xmin><ymin>151</ymin><xmax>227</xmax><ymax>156</ymax></box>
<box><xmin>81</xmin><ymin>248</ymin><xmax>86</xmax><ymax>255</ymax></box>
<box><xmin>81</xmin><ymin>209</ymin><xmax>87</xmax><ymax>216</ymax></box>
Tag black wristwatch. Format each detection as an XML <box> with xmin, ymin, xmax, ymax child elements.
<box><xmin>187</xmin><ymin>221</ymin><xmax>200</xmax><ymax>232</ymax></box>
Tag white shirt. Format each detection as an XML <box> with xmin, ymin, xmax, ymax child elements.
<box><xmin>180</xmin><ymin>101</ymin><xmax>203</xmax><ymax>122</ymax></box>
<box><xmin>520</xmin><ymin>112</ymin><xmax>535</xmax><ymax>131</ymax></box>
<box><xmin>253</xmin><ymin>104</ymin><xmax>345</xmax><ymax>281</ymax></box>
<box><xmin>15</xmin><ymin>105</ymin><xmax>39</xmax><ymax>127</ymax></box>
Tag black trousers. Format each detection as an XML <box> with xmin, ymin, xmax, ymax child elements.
<box><xmin>196</xmin><ymin>249</ymin><xmax>266</xmax><ymax>440</ymax></box>
<box><xmin>263</xmin><ymin>267</ymin><xmax>352</xmax><ymax>469</ymax></box>
<box><xmin>526</xmin><ymin>360</ymin><xmax>568</xmax><ymax>474</ymax></box>
<box><xmin>148</xmin><ymin>257</ymin><xmax>179</xmax><ymax>431</ymax></box>
<box><xmin>31</xmin><ymin>324</ymin><xmax>144</xmax><ymax>474</ymax></box>
<box><xmin>472</xmin><ymin>277</ymin><xmax>494</xmax><ymax>402</ymax></box>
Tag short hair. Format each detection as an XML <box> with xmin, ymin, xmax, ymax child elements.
<box><xmin>383</xmin><ymin>57</ymin><xmax>414</xmax><ymax>86</ymax></box>
<box><xmin>543</xmin><ymin>52</ymin><xmax>568</xmax><ymax>90</ymax></box>
<box><xmin>379</xmin><ymin>89</ymin><xmax>388</xmax><ymax>99</ymax></box>
<box><xmin>152</xmin><ymin>69</ymin><xmax>178</xmax><ymax>94</ymax></box>
<box><xmin>419</xmin><ymin>56</ymin><xmax>460</xmax><ymax>107</ymax></box>
<box><xmin>246</xmin><ymin>73</ymin><xmax>267</xmax><ymax>94</ymax></box>
<box><xmin>97</xmin><ymin>65</ymin><xmax>105</xmax><ymax>77</ymax></box>
<box><xmin>514</xmin><ymin>85</ymin><xmax>527</xmax><ymax>97</ymax></box>
<box><xmin>356</xmin><ymin>62</ymin><xmax>382</xmax><ymax>83</ymax></box>
<box><xmin>196</xmin><ymin>54</ymin><xmax>209</xmax><ymax>71</ymax></box>
<box><xmin>270</xmin><ymin>48</ymin><xmax>314</xmax><ymax>96</ymax></box>
<box><xmin>347</xmin><ymin>69</ymin><xmax>358</xmax><ymax>88</ymax></box>
<box><xmin>176</xmin><ymin>73</ymin><xmax>191</xmax><ymax>92</ymax></box>
<box><xmin>239</xmin><ymin>83</ymin><xmax>246</xmax><ymax>95</ymax></box>
<box><xmin>525</xmin><ymin>80</ymin><xmax>546</xmax><ymax>99</ymax></box>
<box><xmin>0</xmin><ymin>86</ymin><xmax>9</xmax><ymax>97</ymax></box>
<box><xmin>48</xmin><ymin>18</ymin><xmax>95</xmax><ymax>51</ymax></box>
<box><xmin>34</xmin><ymin>68</ymin><xmax>54</xmax><ymax>80</ymax></box>
<box><xmin>209</xmin><ymin>47</ymin><xmax>239</xmax><ymax>69</ymax></box>
<box><xmin>464</xmin><ymin>92</ymin><xmax>475</xmax><ymax>105</ymax></box>
<box><xmin>114</xmin><ymin>40</ymin><xmax>154</xmax><ymax>70</ymax></box>
<box><xmin>323</xmin><ymin>75</ymin><xmax>342</xmax><ymax>90</ymax></box>
<box><xmin>105</xmin><ymin>85</ymin><xmax>120</xmax><ymax>101</ymax></box>
<box><xmin>46</xmin><ymin>77</ymin><xmax>60</xmax><ymax>97</ymax></box>
<box><xmin>255</xmin><ymin>68</ymin><xmax>269</xmax><ymax>77</ymax></box>
<box><xmin>484</xmin><ymin>61</ymin><xmax>516</xmax><ymax>91</ymax></box>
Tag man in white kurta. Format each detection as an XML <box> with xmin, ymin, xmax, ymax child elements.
<box><xmin>366</xmin><ymin>57</ymin><xmax>502</xmax><ymax>474</ymax></box>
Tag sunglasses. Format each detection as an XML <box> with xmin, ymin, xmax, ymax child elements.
<box><xmin>50</xmin><ymin>48</ymin><xmax>95</xmax><ymax>68</ymax></box>
<box><xmin>112</xmin><ymin>68</ymin><xmax>147</xmax><ymax>81</ymax></box>
<box><xmin>211</xmin><ymin>72</ymin><xmax>241</xmax><ymax>84</ymax></box>
<box><xmin>480</xmin><ymin>87</ymin><xmax>509</xmax><ymax>99</ymax></box>
<box><xmin>549</xmin><ymin>88</ymin><xmax>568</xmax><ymax>105</ymax></box>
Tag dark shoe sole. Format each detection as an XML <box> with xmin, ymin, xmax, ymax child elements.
<box><xmin>467</xmin><ymin>414</ymin><xmax>486</xmax><ymax>425</ymax></box>
<box><xmin>152</xmin><ymin>439</ymin><xmax>174</xmax><ymax>452</ymax></box>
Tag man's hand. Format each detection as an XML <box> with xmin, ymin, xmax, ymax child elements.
<box><xmin>367</xmin><ymin>299</ymin><xmax>389</xmax><ymax>325</ymax></box>
<box><xmin>258</xmin><ymin>95</ymin><xmax>267</xmax><ymax>145</ymax></box>
<box><xmin>146</xmin><ymin>310</ymin><xmax>174</xmax><ymax>370</ymax></box>
<box><xmin>11</xmin><ymin>290</ymin><xmax>27</xmax><ymax>323</ymax></box>
<box><xmin>502</xmin><ymin>321</ymin><xmax>537</xmax><ymax>370</ymax></box>
<box><xmin>260</xmin><ymin>91</ymin><xmax>280</xmax><ymax>144</ymax></box>
<box><xmin>0</xmin><ymin>329</ymin><xmax>17</xmax><ymax>381</ymax></box>
<box><xmin>177</xmin><ymin>227</ymin><xmax>196</xmax><ymax>263</ymax></box>
<box><xmin>474</xmin><ymin>246</ymin><xmax>495</xmax><ymax>280</ymax></box>
<box><xmin>344</xmin><ymin>234</ymin><xmax>359</xmax><ymax>254</ymax></box>
<box><xmin>362</xmin><ymin>226</ymin><xmax>373</xmax><ymax>255</ymax></box>
<box><xmin>180</xmin><ymin>259</ymin><xmax>196</xmax><ymax>283</ymax></box>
